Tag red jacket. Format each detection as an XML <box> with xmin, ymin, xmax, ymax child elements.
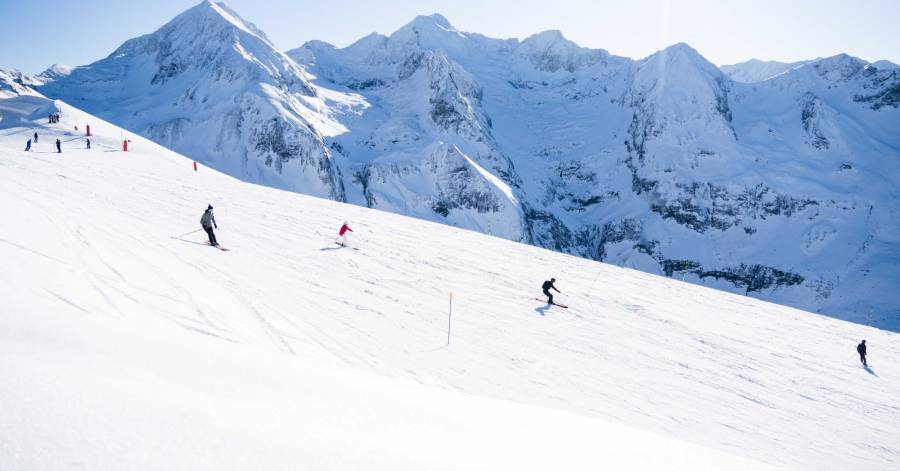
<box><xmin>339</xmin><ymin>224</ymin><xmax>353</xmax><ymax>236</ymax></box>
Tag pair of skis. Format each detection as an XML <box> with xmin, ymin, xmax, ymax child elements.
<box><xmin>535</xmin><ymin>298</ymin><xmax>568</xmax><ymax>308</ymax></box>
<box><xmin>204</xmin><ymin>241</ymin><xmax>355</xmax><ymax>252</ymax></box>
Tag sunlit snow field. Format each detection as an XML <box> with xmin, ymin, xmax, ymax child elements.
<box><xmin>1</xmin><ymin>95</ymin><xmax>898</xmax><ymax>470</ymax></box>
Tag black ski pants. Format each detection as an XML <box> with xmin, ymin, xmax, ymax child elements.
<box><xmin>203</xmin><ymin>225</ymin><xmax>218</xmax><ymax>246</ymax></box>
<box><xmin>543</xmin><ymin>289</ymin><xmax>553</xmax><ymax>304</ymax></box>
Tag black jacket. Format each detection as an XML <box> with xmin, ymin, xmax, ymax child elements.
<box><xmin>857</xmin><ymin>342</ymin><xmax>866</xmax><ymax>355</ymax></box>
<box><xmin>542</xmin><ymin>280</ymin><xmax>559</xmax><ymax>292</ymax></box>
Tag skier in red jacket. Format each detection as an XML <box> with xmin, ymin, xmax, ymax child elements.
<box><xmin>337</xmin><ymin>221</ymin><xmax>353</xmax><ymax>246</ymax></box>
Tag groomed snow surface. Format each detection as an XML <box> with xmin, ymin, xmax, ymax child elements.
<box><xmin>1</xmin><ymin>96</ymin><xmax>898</xmax><ymax>470</ymax></box>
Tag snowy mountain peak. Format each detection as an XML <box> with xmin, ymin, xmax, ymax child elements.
<box><xmin>35</xmin><ymin>63</ymin><xmax>75</xmax><ymax>84</ymax></box>
<box><xmin>522</xmin><ymin>29</ymin><xmax>567</xmax><ymax>44</ymax></box>
<box><xmin>626</xmin><ymin>41</ymin><xmax>738</xmax><ymax>158</ymax></box>
<box><xmin>395</xmin><ymin>13</ymin><xmax>465</xmax><ymax>41</ymax></box>
<box><xmin>39</xmin><ymin>0</ymin><xmax>349</xmax><ymax>201</ymax></box>
<box><xmin>720</xmin><ymin>59</ymin><xmax>808</xmax><ymax>83</ymax></box>
<box><xmin>646</xmin><ymin>43</ymin><xmax>719</xmax><ymax>72</ymax></box>
<box><xmin>516</xmin><ymin>30</ymin><xmax>605</xmax><ymax>72</ymax></box>
<box><xmin>176</xmin><ymin>0</ymin><xmax>272</xmax><ymax>44</ymax></box>
<box><xmin>807</xmin><ymin>53</ymin><xmax>868</xmax><ymax>81</ymax></box>
<box><xmin>407</xmin><ymin>13</ymin><xmax>455</xmax><ymax>30</ymax></box>
<box><xmin>634</xmin><ymin>42</ymin><xmax>727</xmax><ymax>93</ymax></box>
<box><xmin>390</xmin><ymin>12</ymin><xmax>470</xmax><ymax>54</ymax></box>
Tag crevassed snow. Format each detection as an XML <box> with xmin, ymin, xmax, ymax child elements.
<box><xmin>1</xmin><ymin>93</ymin><xmax>899</xmax><ymax>470</ymax></box>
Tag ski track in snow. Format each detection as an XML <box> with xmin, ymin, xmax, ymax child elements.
<box><xmin>0</xmin><ymin>95</ymin><xmax>899</xmax><ymax>470</ymax></box>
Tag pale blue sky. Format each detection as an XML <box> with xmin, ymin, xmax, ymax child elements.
<box><xmin>1</xmin><ymin>0</ymin><xmax>898</xmax><ymax>74</ymax></box>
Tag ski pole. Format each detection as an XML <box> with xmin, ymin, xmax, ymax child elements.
<box><xmin>174</xmin><ymin>228</ymin><xmax>203</xmax><ymax>238</ymax></box>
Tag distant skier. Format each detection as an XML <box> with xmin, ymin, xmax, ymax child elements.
<box><xmin>55</xmin><ymin>138</ymin><xmax>61</xmax><ymax>153</ymax></box>
<box><xmin>25</xmin><ymin>138</ymin><xmax>31</xmax><ymax>151</ymax></box>
<box><xmin>86</xmin><ymin>138</ymin><xmax>91</xmax><ymax>149</ymax></box>
<box><xmin>542</xmin><ymin>278</ymin><xmax>560</xmax><ymax>305</ymax></box>
<box><xmin>336</xmin><ymin>221</ymin><xmax>353</xmax><ymax>246</ymax></box>
<box><xmin>857</xmin><ymin>340</ymin><xmax>867</xmax><ymax>367</ymax></box>
<box><xmin>33</xmin><ymin>131</ymin><xmax>38</xmax><ymax>143</ymax></box>
<box><xmin>201</xmin><ymin>205</ymin><xmax>219</xmax><ymax>247</ymax></box>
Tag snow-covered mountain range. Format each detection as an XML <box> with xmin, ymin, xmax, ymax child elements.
<box><xmin>5</xmin><ymin>0</ymin><xmax>899</xmax><ymax>329</ymax></box>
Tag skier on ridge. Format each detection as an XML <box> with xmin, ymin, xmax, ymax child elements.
<box><xmin>201</xmin><ymin>205</ymin><xmax>219</xmax><ymax>247</ymax></box>
<box><xmin>25</xmin><ymin>138</ymin><xmax>31</xmax><ymax>151</ymax></box>
<box><xmin>336</xmin><ymin>221</ymin><xmax>353</xmax><ymax>246</ymax></box>
<box><xmin>542</xmin><ymin>278</ymin><xmax>560</xmax><ymax>305</ymax></box>
<box><xmin>33</xmin><ymin>131</ymin><xmax>38</xmax><ymax>143</ymax></box>
<box><xmin>55</xmin><ymin>138</ymin><xmax>61</xmax><ymax>153</ymax></box>
<box><xmin>857</xmin><ymin>340</ymin><xmax>867</xmax><ymax>367</ymax></box>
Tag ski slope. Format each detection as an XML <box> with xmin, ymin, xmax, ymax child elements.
<box><xmin>1</xmin><ymin>95</ymin><xmax>898</xmax><ymax>470</ymax></box>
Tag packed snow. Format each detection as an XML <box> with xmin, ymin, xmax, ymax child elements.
<box><xmin>1</xmin><ymin>92</ymin><xmax>899</xmax><ymax>470</ymax></box>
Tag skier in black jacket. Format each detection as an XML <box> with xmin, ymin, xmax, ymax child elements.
<box><xmin>857</xmin><ymin>340</ymin><xmax>867</xmax><ymax>367</ymax></box>
<box><xmin>542</xmin><ymin>278</ymin><xmax>560</xmax><ymax>305</ymax></box>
